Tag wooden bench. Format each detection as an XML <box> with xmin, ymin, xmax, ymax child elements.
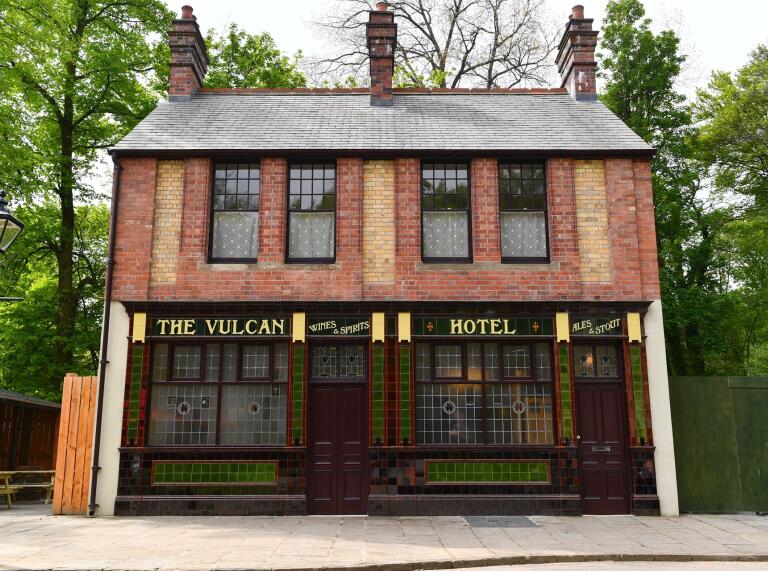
<box><xmin>1</xmin><ymin>471</ymin><xmax>55</xmax><ymax>508</ymax></box>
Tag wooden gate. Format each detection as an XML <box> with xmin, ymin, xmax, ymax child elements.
<box><xmin>53</xmin><ymin>374</ymin><xmax>97</xmax><ymax>515</ymax></box>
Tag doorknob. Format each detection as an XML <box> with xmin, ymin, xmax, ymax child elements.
<box><xmin>576</xmin><ymin>434</ymin><xmax>581</xmax><ymax>440</ymax></box>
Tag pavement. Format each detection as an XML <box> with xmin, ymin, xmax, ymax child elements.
<box><xmin>1</xmin><ymin>503</ymin><xmax>768</xmax><ymax>570</ymax></box>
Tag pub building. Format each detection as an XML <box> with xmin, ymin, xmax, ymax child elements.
<box><xmin>91</xmin><ymin>3</ymin><xmax>679</xmax><ymax>517</ymax></box>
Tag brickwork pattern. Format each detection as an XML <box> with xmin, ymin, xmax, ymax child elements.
<box><xmin>149</xmin><ymin>161</ymin><xmax>184</xmax><ymax>288</ymax></box>
<box><xmin>363</xmin><ymin>160</ymin><xmax>396</xmax><ymax>284</ymax></box>
<box><xmin>112</xmin><ymin>156</ymin><xmax>659</xmax><ymax>303</ymax></box>
<box><xmin>574</xmin><ymin>160</ymin><xmax>612</xmax><ymax>284</ymax></box>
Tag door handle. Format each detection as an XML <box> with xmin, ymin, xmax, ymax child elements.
<box><xmin>576</xmin><ymin>434</ymin><xmax>581</xmax><ymax>440</ymax></box>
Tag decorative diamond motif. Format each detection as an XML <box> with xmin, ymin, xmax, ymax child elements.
<box><xmin>423</xmin><ymin>211</ymin><xmax>469</xmax><ymax>258</ymax></box>
<box><xmin>501</xmin><ymin>211</ymin><xmax>546</xmax><ymax>258</ymax></box>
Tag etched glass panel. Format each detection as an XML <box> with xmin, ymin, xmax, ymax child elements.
<box><xmin>288</xmin><ymin>212</ymin><xmax>335</xmax><ymax>259</ymax></box>
<box><xmin>274</xmin><ymin>343</ymin><xmax>289</xmax><ymax>382</ymax></box>
<box><xmin>172</xmin><ymin>346</ymin><xmax>201</xmax><ymax>379</ymax></box>
<box><xmin>212</xmin><ymin>211</ymin><xmax>259</xmax><ymax>259</ymax></box>
<box><xmin>149</xmin><ymin>384</ymin><xmax>217</xmax><ymax>445</ymax></box>
<box><xmin>311</xmin><ymin>345</ymin><xmax>337</xmax><ymax>378</ymax></box>
<box><xmin>339</xmin><ymin>345</ymin><xmax>365</xmax><ymax>378</ymax></box>
<box><xmin>222</xmin><ymin>344</ymin><xmax>238</xmax><ymax>382</ymax></box>
<box><xmin>434</xmin><ymin>345</ymin><xmax>462</xmax><ymax>378</ymax></box>
<box><xmin>416</xmin><ymin>384</ymin><xmax>482</xmax><ymax>444</ymax></box>
<box><xmin>503</xmin><ymin>345</ymin><xmax>531</xmax><ymax>378</ymax></box>
<box><xmin>575</xmin><ymin>345</ymin><xmax>595</xmax><ymax>377</ymax></box>
<box><xmin>220</xmin><ymin>384</ymin><xmax>287</xmax><ymax>445</ymax></box>
<box><xmin>152</xmin><ymin>344</ymin><xmax>168</xmax><ymax>381</ymax></box>
<box><xmin>415</xmin><ymin>343</ymin><xmax>430</xmax><ymax>381</ymax></box>
<box><xmin>484</xmin><ymin>343</ymin><xmax>500</xmax><ymax>381</ymax></box>
<box><xmin>501</xmin><ymin>211</ymin><xmax>546</xmax><ymax>258</ymax></box>
<box><xmin>204</xmin><ymin>344</ymin><xmax>220</xmax><ymax>382</ymax></box>
<box><xmin>487</xmin><ymin>383</ymin><xmax>553</xmax><ymax>444</ymax></box>
<box><xmin>535</xmin><ymin>343</ymin><xmax>552</xmax><ymax>380</ymax></box>
<box><xmin>596</xmin><ymin>345</ymin><xmax>618</xmax><ymax>377</ymax></box>
<box><xmin>242</xmin><ymin>345</ymin><xmax>270</xmax><ymax>378</ymax></box>
<box><xmin>467</xmin><ymin>343</ymin><xmax>482</xmax><ymax>381</ymax></box>
<box><xmin>422</xmin><ymin>211</ymin><xmax>469</xmax><ymax>259</ymax></box>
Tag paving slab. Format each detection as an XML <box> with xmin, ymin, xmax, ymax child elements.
<box><xmin>1</xmin><ymin>504</ymin><xmax>768</xmax><ymax>570</ymax></box>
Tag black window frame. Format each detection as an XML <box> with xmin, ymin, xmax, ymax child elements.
<box><xmin>208</xmin><ymin>161</ymin><xmax>262</xmax><ymax>263</ymax></box>
<box><xmin>286</xmin><ymin>161</ymin><xmax>337</xmax><ymax>264</ymax></box>
<box><xmin>414</xmin><ymin>340</ymin><xmax>555</xmax><ymax>446</ymax></box>
<box><xmin>420</xmin><ymin>161</ymin><xmax>473</xmax><ymax>263</ymax></box>
<box><xmin>148</xmin><ymin>340</ymin><xmax>290</xmax><ymax>447</ymax></box>
<box><xmin>498</xmin><ymin>162</ymin><xmax>550</xmax><ymax>263</ymax></box>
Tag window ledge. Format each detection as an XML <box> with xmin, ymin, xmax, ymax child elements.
<box><xmin>415</xmin><ymin>260</ymin><xmax>560</xmax><ymax>272</ymax></box>
<box><xmin>200</xmin><ymin>261</ymin><xmax>341</xmax><ymax>272</ymax></box>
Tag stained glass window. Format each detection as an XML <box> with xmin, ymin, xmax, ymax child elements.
<box><xmin>310</xmin><ymin>344</ymin><xmax>365</xmax><ymax>380</ymax></box>
<box><xmin>288</xmin><ymin>163</ymin><xmax>336</xmax><ymax>261</ymax></box>
<box><xmin>149</xmin><ymin>342</ymin><xmax>288</xmax><ymax>446</ymax></box>
<box><xmin>211</xmin><ymin>162</ymin><xmax>260</xmax><ymax>261</ymax></box>
<box><xmin>498</xmin><ymin>163</ymin><xmax>548</xmax><ymax>261</ymax></box>
<box><xmin>575</xmin><ymin>344</ymin><xmax>620</xmax><ymax>378</ymax></box>
<box><xmin>421</xmin><ymin>162</ymin><xmax>471</xmax><ymax>261</ymax></box>
<box><xmin>415</xmin><ymin>342</ymin><xmax>554</xmax><ymax>445</ymax></box>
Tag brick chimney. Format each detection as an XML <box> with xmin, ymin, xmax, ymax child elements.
<box><xmin>555</xmin><ymin>5</ymin><xmax>599</xmax><ymax>101</ymax></box>
<box><xmin>168</xmin><ymin>5</ymin><xmax>209</xmax><ymax>101</ymax></box>
<box><xmin>366</xmin><ymin>1</ymin><xmax>397</xmax><ymax>107</ymax></box>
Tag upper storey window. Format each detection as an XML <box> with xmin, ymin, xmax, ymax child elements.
<box><xmin>498</xmin><ymin>163</ymin><xmax>549</xmax><ymax>262</ymax></box>
<box><xmin>421</xmin><ymin>162</ymin><xmax>471</xmax><ymax>262</ymax></box>
<box><xmin>210</xmin><ymin>162</ymin><xmax>260</xmax><ymax>262</ymax></box>
<box><xmin>288</xmin><ymin>163</ymin><xmax>336</xmax><ymax>262</ymax></box>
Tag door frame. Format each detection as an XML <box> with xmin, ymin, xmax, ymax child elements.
<box><xmin>573</xmin><ymin>341</ymin><xmax>632</xmax><ymax>515</ymax></box>
<box><xmin>306</xmin><ymin>341</ymin><xmax>370</xmax><ymax>514</ymax></box>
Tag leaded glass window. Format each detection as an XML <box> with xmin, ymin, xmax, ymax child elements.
<box><xmin>149</xmin><ymin>342</ymin><xmax>289</xmax><ymax>446</ymax></box>
<box><xmin>421</xmin><ymin>162</ymin><xmax>471</xmax><ymax>261</ymax></box>
<box><xmin>211</xmin><ymin>162</ymin><xmax>260</xmax><ymax>261</ymax></box>
<box><xmin>310</xmin><ymin>344</ymin><xmax>365</xmax><ymax>380</ymax></box>
<box><xmin>415</xmin><ymin>341</ymin><xmax>554</xmax><ymax>445</ymax></box>
<box><xmin>574</xmin><ymin>344</ymin><xmax>620</xmax><ymax>378</ymax></box>
<box><xmin>288</xmin><ymin>163</ymin><xmax>336</xmax><ymax>261</ymax></box>
<box><xmin>498</xmin><ymin>163</ymin><xmax>548</xmax><ymax>261</ymax></box>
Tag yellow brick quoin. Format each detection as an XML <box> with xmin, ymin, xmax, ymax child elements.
<box><xmin>150</xmin><ymin>160</ymin><xmax>184</xmax><ymax>286</ymax></box>
<box><xmin>574</xmin><ymin>160</ymin><xmax>612</xmax><ymax>283</ymax></box>
<box><xmin>362</xmin><ymin>160</ymin><xmax>396</xmax><ymax>284</ymax></box>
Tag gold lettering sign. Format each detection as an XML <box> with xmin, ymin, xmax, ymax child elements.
<box><xmin>413</xmin><ymin>317</ymin><xmax>552</xmax><ymax>336</ymax></box>
<box><xmin>152</xmin><ymin>318</ymin><xmax>287</xmax><ymax>337</ymax></box>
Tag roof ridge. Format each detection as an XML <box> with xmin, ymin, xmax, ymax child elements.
<box><xmin>197</xmin><ymin>87</ymin><xmax>569</xmax><ymax>95</ymax></box>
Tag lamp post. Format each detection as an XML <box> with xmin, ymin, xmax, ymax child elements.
<box><xmin>0</xmin><ymin>190</ymin><xmax>24</xmax><ymax>254</ymax></box>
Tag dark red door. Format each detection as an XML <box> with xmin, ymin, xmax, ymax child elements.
<box><xmin>308</xmin><ymin>382</ymin><xmax>368</xmax><ymax>514</ymax></box>
<box><xmin>576</xmin><ymin>382</ymin><xmax>630</xmax><ymax>514</ymax></box>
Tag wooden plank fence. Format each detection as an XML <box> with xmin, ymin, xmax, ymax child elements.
<box><xmin>53</xmin><ymin>374</ymin><xmax>97</xmax><ymax>515</ymax></box>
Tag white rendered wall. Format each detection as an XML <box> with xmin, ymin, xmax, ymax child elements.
<box><xmin>644</xmin><ymin>299</ymin><xmax>680</xmax><ymax>516</ymax></box>
<box><xmin>92</xmin><ymin>301</ymin><xmax>130</xmax><ymax>516</ymax></box>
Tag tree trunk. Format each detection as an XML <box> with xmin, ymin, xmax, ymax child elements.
<box><xmin>56</xmin><ymin>119</ymin><xmax>76</xmax><ymax>384</ymax></box>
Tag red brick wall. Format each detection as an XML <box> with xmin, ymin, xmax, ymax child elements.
<box><xmin>111</xmin><ymin>156</ymin><xmax>661</xmax><ymax>303</ymax></box>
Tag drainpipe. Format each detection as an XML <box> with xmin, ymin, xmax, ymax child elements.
<box><xmin>88</xmin><ymin>155</ymin><xmax>122</xmax><ymax>516</ymax></box>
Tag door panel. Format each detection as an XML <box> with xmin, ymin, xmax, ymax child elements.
<box><xmin>576</xmin><ymin>382</ymin><xmax>630</xmax><ymax>514</ymax></box>
<box><xmin>307</xmin><ymin>359</ymin><xmax>368</xmax><ymax>515</ymax></box>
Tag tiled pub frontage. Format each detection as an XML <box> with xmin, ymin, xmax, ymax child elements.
<box><xmin>114</xmin><ymin>305</ymin><xmax>659</xmax><ymax>516</ymax></box>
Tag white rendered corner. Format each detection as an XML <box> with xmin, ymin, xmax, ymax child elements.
<box><xmin>644</xmin><ymin>299</ymin><xmax>680</xmax><ymax>516</ymax></box>
<box><xmin>92</xmin><ymin>301</ymin><xmax>130</xmax><ymax>516</ymax></box>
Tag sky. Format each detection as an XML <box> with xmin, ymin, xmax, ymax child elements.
<box><xmin>167</xmin><ymin>0</ymin><xmax>768</xmax><ymax>96</ymax></box>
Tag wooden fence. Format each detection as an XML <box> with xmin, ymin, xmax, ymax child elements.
<box><xmin>53</xmin><ymin>374</ymin><xmax>97</xmax><ymax>515</ymax></box>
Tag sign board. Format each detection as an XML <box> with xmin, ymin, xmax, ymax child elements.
<box><xmin>307</xmin><ymin>317</ymin><xmax>371</xmax><ymax>336</ymax></box>
<box><xmin>412</xmin><ymin>317</ymin><xmax>553</xmax><ymax>336</ymax></box>
<box><xmin>152</xmin><ymin>318</ymin><xmax>288</xmax><ymax>337</ymax></box>
<box><xmin>570</xmin><ymin>317</ymin><xmax>622</xmax><ymax>336</ymax></box>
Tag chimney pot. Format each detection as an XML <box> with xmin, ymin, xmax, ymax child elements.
<box><xmin>169</xmin><ymin>5</ymin><xmax>208</xmax><ymax>100</ymax></box>
<box><xmin>571</xmin><ymin>5</ymin><xmax>585</xmax><ymax>19</ymax></box>
<box><xmin>181</xmin><ymin>5</ymin><xmax>194</xmax><ymax>19</ymax></box>
<box><xmin>376</xmin><ymin>1</ymin><xmax>388</xmax><ymax>11</ymax></box>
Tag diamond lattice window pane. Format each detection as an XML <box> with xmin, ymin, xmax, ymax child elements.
<box><xmin>422</xmin><ymin>211</ymin><xmax>469</xmax><ymax>259</ymax></box>
<box><xmin>212</xmin><ymin>211</ymin><xmax>259</xmax><ymax>259</ymax></box>
<box><xmin>289</xmin><ymin>212</ymin><xmax>335</xmax><ymax>259</ymax></box>
<box><xmin>501</xmin><ymin>211</ymin><xmax>546</xmax><ymax>258</ymax></box>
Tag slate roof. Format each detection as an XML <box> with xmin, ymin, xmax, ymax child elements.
<box><xmin>112</xmin><ymin>90</ymin><xmax>652</xmax><ymax>154</ymax></box>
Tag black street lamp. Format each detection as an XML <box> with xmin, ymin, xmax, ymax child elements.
<box><xmin>0</xmin><ymin>190</ymin><xmax>24</xmax><ymax>254</ymax></box>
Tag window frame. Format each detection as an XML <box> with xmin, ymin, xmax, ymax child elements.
<box><xmin>148</xmin><ymin>340</ymin><xmax>290</xmax><ymax>448</ymax></box>
<box><xmin>498</xmin><ymin>162</ymin><xmax>550</xmax><ymax>264</ymax></box>
<box><xmin>208</xmin><ymin>161</ymin><xmax>262</xmax><ymax>264</ymax></box>
<box><xmin>286</xmin><ymin>161</ymin><xmax>338</xmax><ymax>264</ymax></box>
<box><xmin>420</xmin><ymin>160</ymin><xmax>473</xmax><ymax>263</ymax></box>
<box><xmin>414</xmin><ymin>340</ymin><xmax>555</xmax><ymax>446</ymax></box>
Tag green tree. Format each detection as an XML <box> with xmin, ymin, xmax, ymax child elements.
<box><xmin>153</xmin><ymin>24</ymin><xmax>306</xmax><ymax>91</ymax></box>
<box><xmin>0</xmin><ymin>203</ymin><xmax>108</xmax><ymax>400</ymax></box>
<box><xmin>598</xmin><ymin>0</ymin><xmax>732</xmax><ymax>375</ymax></box>
<box><xmin>0</xmin><ymin>0</ymin><xmax>173</xmax><ymax>392</ymax></box>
